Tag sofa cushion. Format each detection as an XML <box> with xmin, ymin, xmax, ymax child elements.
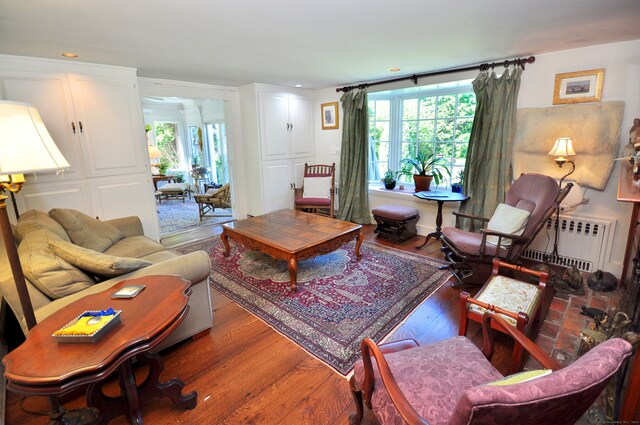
<box><xmin>49</xmin><ymin>209</ymin><xmax>124</xmax><ymax>252</ymax></box>
<box><xmin>49</xmin><ymin>240</ymin><xmax>152</xmax><ymax>278</ymax></box>
<box><xmin>103</xmin><ymin>235</ymin><xmax>166</xmax><ymax>259</ymax></box>
<box><xmin>18</xmin><ymin>229</ymin><xmax>95</xmax><ymax>299</ymax></box>
<box><xmin>14</xmin><ymin>210</ymin><xmax>70</xmax><ymax>244</ymax></box>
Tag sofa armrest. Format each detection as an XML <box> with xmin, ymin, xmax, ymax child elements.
<box><xmin>111</xmin><ymin>250</ymin><xmax>211</xmax><ymax>285</ymax></box>
<box><xmin>105</xmin><ymin>216</ymin><xmax>145</xmax><ymax>238</ymax></box>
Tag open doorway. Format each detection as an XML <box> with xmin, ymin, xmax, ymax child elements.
<box><xmin>142</xmin><ymin>97</ymin><xmax>233</xmax><ymax>238</ymax></box>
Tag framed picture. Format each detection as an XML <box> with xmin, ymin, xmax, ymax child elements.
<box><xmin>321</xmin><ymin>102</ymin><xmax>339</xmax><ymax>130</ymax></box>
<box><xmin>553</xmin><ymin>68</ymin><xmax>604</xmax><ymax>105</ymax></box>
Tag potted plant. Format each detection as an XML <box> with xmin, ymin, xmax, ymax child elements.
<box><xmin>451</xmin><ymin>169</ymin><xmax>464</xmax><ymax>193</ymax></box>
<box><xmin>381</xmin><ymin>170</ymin><xmax>400</xmax><ymax>190</ymax></box>
<box><xmin>157</xmin><ymin>157</ymin><xmax>170</xmax><ymax>176</ymax></box>
<box><xmin>401</xmin><ymin>152</ymin><xmax>449</xmax><ymax>192</ymax></box>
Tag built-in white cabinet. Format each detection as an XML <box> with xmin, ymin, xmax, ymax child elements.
<box><xmin>0</xmin><ymin>55</ymin><xmax>159</xmax><ymax>240</ymax></box>
<box><xmin>240</xmin><ymin>84</ymin><xmax>315</xmax><ymax>216</ymax></box>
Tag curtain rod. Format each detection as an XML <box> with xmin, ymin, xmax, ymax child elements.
<box><xmin>336</xmin><ymin>56</ymin><xmax>535</xmax><ymax>93</ymax></box>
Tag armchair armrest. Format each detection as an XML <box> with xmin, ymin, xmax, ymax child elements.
<box><xmin>480</xmin><ymin>312</ymin><xmax>562</xmax><ymax>370</ymax></box>
<box><xmin>479</xmin><ymin>228</ymin><xmax>529</xmax><ymax>243</ymax></box>
<box><xmin>452</xmin><ymin>210</ymin><xmax>491</xmax><ymax>222</ymax></box>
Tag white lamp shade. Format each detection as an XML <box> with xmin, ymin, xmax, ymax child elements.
<box><xmin>0</xmin><ymin>101</ymin><xmax>70</xmax><ymax>175</ymax></box>
<box><xmin>548</xmin><ymin>137</ymin><xmax>576</xmax><ymax>157</ymax></box>
<box><xmin>148</xmin><ymin>145</ymin><xmax>162</xmax><ymax>160</ymax></box>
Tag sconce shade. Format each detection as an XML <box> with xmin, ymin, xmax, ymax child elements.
<box><xmin>0</xmin><ymin>101</ymin><xmax>70</xmax><ymax>175</ymax></box>
<box><xmin>548</xmin><ymin>137</ymin><xmax>576</xmax><ymax>158</ymax></box>
<box><xmin>148</xmin><ymin>145</ymin><xmax>162</xmax><ymax>160</ymax></box>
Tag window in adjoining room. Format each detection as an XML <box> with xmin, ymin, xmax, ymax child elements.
<box><xmin>368</xmin><ymin>80</ymin><xmax>476</xmax><ymax>188</ymax></box>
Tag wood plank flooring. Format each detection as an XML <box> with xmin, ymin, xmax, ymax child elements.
<box><xmin>5</xmin><ymin>224</ymin><xmax>517</xmax><ymax>425</ymax></box>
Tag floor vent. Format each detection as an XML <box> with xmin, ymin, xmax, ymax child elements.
<box><xmin>522</xmin><ymin>215</ymin><xmax>611</xmax><ymax>273</ymax></box>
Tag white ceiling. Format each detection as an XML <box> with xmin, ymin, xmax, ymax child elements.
<box><xmin>1</xmin><ymin>0</ymin><xmax>640</xmax><ymax>90</ymax></box>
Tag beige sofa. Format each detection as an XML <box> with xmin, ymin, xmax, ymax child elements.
<box><xmin>0</xmin><ymin>209</ymin><xmax>212</xmax><ymax>351</ymax></box>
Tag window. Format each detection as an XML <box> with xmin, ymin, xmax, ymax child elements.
<box><xmin>369</xmin><ymin>81</ymin><xmax>476</xmax><ymax>187</ymax></box>
<box><xmin>154</xmin><ymin>122</ymin><xmax>180</xmax><ymax>169</ymax></box>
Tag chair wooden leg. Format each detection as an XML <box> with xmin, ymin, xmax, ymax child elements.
<box><xmin>348</xmin><ymin>375</ymin><xmax>364</xmax><ymax>425</ymax></box>
<box><xmin>459</xmin><ymin>292</ymin><xmax>470</xmax><ymax>336</ymax></box>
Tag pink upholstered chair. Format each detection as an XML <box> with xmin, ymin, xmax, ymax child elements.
<box><xmin>441</xmin><ymin>173</ymin><xmax>572</xmax><ymax>285</ymax></box>
<box><xmin>292</xmin><ymin>163</ymin><xmax>335</xmax><ymax>217</ymax></box>
<box><xmin>349</xmin><ymin>312</ymin><xmax>633</xmax><ymax>425</ymax></box>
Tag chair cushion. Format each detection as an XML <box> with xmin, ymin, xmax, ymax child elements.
<box><xmin>295</xmin><ymin>197</ymin><xmax>331</xmax><ymax>206</ymax></box>
<box><xmin>354</xmin><ymin>336</ymin><xmax>503</xmax><ymax>425</ymax></box>
<box><xmin>441</xmin><ymin>227</ymin><xmax>507</xmax><ymax>257</ymax></box>
<box><xmin>158</xmin><ymin>183</ymin><xmax>190</xmax><ymax>193</ymax></box>
<box><xmin>18</xmin><ymin>229</ymin><xmax>94</xmax><ymax>299</ymax></box>
<box><xmin>49</xmin><ymin>209</ymin><xmax>125</xmax><ymax>252</ymax></box>
<box><xmin>48</xmin><ymin>240</ymin><xmax>152</xmax><ymax>278</ymax></box>
<box><xmin>486</xmin><ymin>203</ymin><xmax>530</xmax><ymax>247</ymax></box>
<box><xmin>303</xmin><ymin>177</ymin><xmax>332</xmax><ymax>198</ymax></box>
<box><xmin>372</xmin><ymin>205</ymin><xmax>420</xmax><ymax>221</ymax></box>
<box><xmin>103</xmin><ymin>235</ymin><xmax>166</xmax><ymax>259</ymax></box>
<box><xmin>469</xmin><ymin>275</ymin><xmax>541</xmax><ymax>326</ymax></box>
<box><xmin>14</xmin><ymin>210</ymin><xmax>70</xmax><ymax>244</ymax></box>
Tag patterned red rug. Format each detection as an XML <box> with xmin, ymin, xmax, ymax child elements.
<box><xmin>176</xmin><ymin>237</ymin><xmax>451</xmax><ymax>375</ymax></box>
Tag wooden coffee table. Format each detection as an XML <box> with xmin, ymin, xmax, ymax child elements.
<box><xmin>3</xmin><ymin>275</ymin><xmax>197</xmax><ymax>425</ymax></box>
<box><xmin>221</xmin><ymin>210</ymin><xmax>363</xmax><ymax>291</ymax></box>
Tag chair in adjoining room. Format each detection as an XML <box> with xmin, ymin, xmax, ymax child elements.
<box><xmin>291</xmin><ymin>163</ymin><xmax>335</xmax><ymax>218</ymax></box>
<box><xmin>440</xmin><ymin>173</ymin><xmax>572</xmax><ymax>286</ymax></box>
<box><xmin>460</xmin><ymin>259</ymin><xmax>551</xmax><ymax>374</ymax></box>
<box><xmin>194</xmin><ymin>183</ymin><xmax>231</xmax><ymax>221</ymax></box>
<box><xmin>348</xmin><ymin>311</ymin><xmax>633</xmax><ymax>425</ymax></box>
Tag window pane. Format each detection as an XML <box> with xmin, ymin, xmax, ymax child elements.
<box><xmin>368</xmin><ymin>101</ymin><xmax>375</xmax><ymax>119</ymax></box>
<box><xmin>456</xmin><ymin>118</ymin><xmax>473</xmax><ymax>142</ymax></box>
<box><xmin>418</xmin><ymin>120</ymin><xmax>435</xmax><ymax>142</ymax></box>
<box><xmin>454</xmin><ymin>143</ymin><xmax>468</xmax><ymax>165</ymax></box>
<box><xmin>371</xmin><ymin>121</ymin><xmax>389</xmax><ymax>142</ymax></box>
<box><xmin>402</xmin><ymin>121</ymin><xmax>417</xmax><ymax>142</ymax></box>
<box><xmin>419</xmin><ymin>97</ymin><xmax>436</xmax><ymax>119</ymax></box>
<box><xmin>376</xmin><ymin>100</ymin><xmax>390</xmax><ymax>120</ymax></box>
<box><xmin>403</xmin><ymin>99</ymin><xmax>417</xmax><ymax>120</ymax></box>
<box><xmin>401</xmin><ymin>142</ymin><xmax>415</xmax><ymax>159</ymax></box>
<box><xmin>457</xmin><ymin>93</ymin><xmax>476</xmax><ymax>117</ymax></box>
<box><xmin>375</xmin><ymin>141</ymin><xmax>389</xmax><ymax>163</ymax></box>
<box><xmin>436</xmin><ymin>142</ymin><xmax>453</xmax><ymax>160</ymax></box>
<box><xmin>436</xmin><ymin>119</ymin><xmax>454</xmax><ymax>141</ymax></box>
<box><xmin>417</xmin><ymin>142</ymin><xmax>433</xmax><ymax>157</ymax></box>
<box><xmin>436</xmin><ymin>95</ymin><xmax>456</xmax><ymax>118</ymax></box>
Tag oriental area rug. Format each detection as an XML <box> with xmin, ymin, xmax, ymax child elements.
<box><xmin>175</xmin><ymin>237</ymin><xmax>451</xmax><ymax>375</ymax></box>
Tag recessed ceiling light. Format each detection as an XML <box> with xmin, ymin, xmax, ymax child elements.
<box><xmin>61</xmin><ymin>52</ymin><xmax>79</xmax><ymax>58</ymax></box>
<box><xmin>295</xmin><ymin>84</ymin><xmax>303</xmax><ymax>88</ymax></box>
<box><xmin>388</xmin><ymin>67</ymin><xmax>401</xmax><ymax>72</ymax></box>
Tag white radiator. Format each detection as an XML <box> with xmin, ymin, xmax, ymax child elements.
<box><xmin>522</xmin><ymin>215</ymin><xmax>612</xmax><ymax>272</ymax></box>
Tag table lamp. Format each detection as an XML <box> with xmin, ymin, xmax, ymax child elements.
<box><xmin>0</xmin><ymin>100</ymin><xmax>70</xmax><ymax>331</ymax></box>
<box><xmin>148</xmin><ymin>144</ymin><xmax>163</xmax><ymax>175</ymax></box>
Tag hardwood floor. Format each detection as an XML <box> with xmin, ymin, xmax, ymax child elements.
<box><xmin>5</xmin><ymin>224</ymin><xmax>517</xmax><ymax>425</ymax></box>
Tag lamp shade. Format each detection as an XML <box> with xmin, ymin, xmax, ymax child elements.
<box><xmin>148</xmin><ymin>145</ymin><xmax>162</xmax><ymax>160</ymax></box>
<box><xmin>548</xmin><ymin>137</ymin><xmax>576</xmax><ymax>158</ymax></box>
<box><xmin>0</xmin><ymin>101</ymin><xmax>70</xmax><ymax>175</ymax></box>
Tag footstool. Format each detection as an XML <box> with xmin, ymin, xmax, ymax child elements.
<box><xmin>157</xmin><ymin>183</ymin><xmax>191</xmax><ymax>203</ymax></box>
<box><xmin>372</xmin><ymin>205</ymin><xmax>420</xmax><ymax>242</ymax></box>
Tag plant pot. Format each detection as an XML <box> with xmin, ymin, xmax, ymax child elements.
<box><xmin>451</xmin><ymin>183</ymin><xmax>463</xmax><ymax>193</ymax></box>
<box><xmin>413</xmin><ymin>175</ymin><xmax>433</xmax><ymax>192</ymax></box>
<box><xmin>384</xmin><ymin>181</ymin><xmax>397</xmax><ymax>190</ymax></box>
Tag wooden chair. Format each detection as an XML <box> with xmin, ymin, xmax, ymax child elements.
<box><xmin>440</xmin><ymin>173</ymin><xmax>572</xmax><ymax>285</ymax></box>
<box><xmin>194</xmin><ymin>183</ymin><xmax>231</xmax><ymax>221</ymax></box>
<box><xmin>291</xmin><ymin>163</ymin><xmax>335</xmax><ymax>218</ymax></box>
<box><xmin>459</xmin><ymin>259</ymin><xmax>551</xmax><ymax>374</ymax></box>
<box><xmin>349</xmin><ymin>311</ymin><xmax>633</xmax><ymax>425</ymax></box>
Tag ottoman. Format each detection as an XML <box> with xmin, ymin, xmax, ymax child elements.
<box><xmin>372</xmin><ymin>205</ymin><xmax>420</xmax><ymax>242</ymax></box>
<box><xmin>157</xmin><ymin>183</ymin><xmax>191</xmax><ymax>202</ymax></box>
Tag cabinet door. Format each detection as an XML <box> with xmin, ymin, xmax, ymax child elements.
<box><xmin>0</xmin><ymin>73</ymin><xmax>86</xmax><ymax>181</ymax></box>
<box><xmin>258</xmin><ymin>92</ymin><xmax>289</xmax><ymax>160</ymax></box>
<box><xmin>262</xmin><ymin>161</ymin><xmax>292</xmax><ymax>212</ymax></box>
<box><xmin>89</xmin><ymin>173</ymin><xmax>159</xmax><ymax>241</ymax></box>
<box><xmin>16</xmin><ymin>179</ymin><xmax>93</xmax><ymax>217</ymax></box>
<box><xmin>288</xmin><ymin>94</ymin><xmax>314</xmax><ymax>157</ymax></box>
<box><xmin>69</xmin><ymin>75</ymin><xmax>147</xmax><ymax>177</ymax></box>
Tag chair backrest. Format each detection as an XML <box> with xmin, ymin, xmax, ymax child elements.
<box><xmin>304</xmin><ymin>163</ymin><xmax>335</xmax><ymax>178</ymax></box>
<box><xmin>450</xmin><ymin>338</ymin><xmax>633</xmax><ymax>425</ymax></box>
<box><xmin>504</xmin><ymin>173</ymin><xmax>572</xmax><ymax>260</ymax></box>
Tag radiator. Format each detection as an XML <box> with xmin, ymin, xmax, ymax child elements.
<box><xmin>522</xmin><ymin>215</ymin><xmax>612</xmax><ymax>272</ymax></box>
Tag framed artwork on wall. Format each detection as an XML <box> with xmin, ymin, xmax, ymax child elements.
<box><xmin>553</xmin><ymin>68</ymin><xmax>605</xmax><ymax>105</ymax></box>
<box><xmin>321</xmin><ymin>102</ymin><xmax>339</xmax><ymax>130</ymax></box>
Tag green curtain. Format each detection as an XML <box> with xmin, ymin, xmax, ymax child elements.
<box><xmin>460</xmin><ymin>67</ymin><xmax>522</xmax><ymax>229</ymax></box>
<box><xmin>338</xmin><ymin>88</ymin><xmax>371</xmax><ymax>224</ymax></box>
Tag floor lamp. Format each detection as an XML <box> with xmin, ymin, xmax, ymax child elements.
<box><xmin>547</xmin><ymin>137</ymin><xmax>576</xmax><ymax>262</ymax></box>
<box><xmin>0</xmin><ymin>101</ymin><xmax>97</xmax><ymax>424</ymax></box>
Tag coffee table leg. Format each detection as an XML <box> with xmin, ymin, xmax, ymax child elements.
<box><xmin>355</xmin><ymin>231</ymin><xmax>364</xmax><ymax>260</ymax></box>
<box><xmin>288</xmin><ymin>257</ymin><xmax>298</xmax><ymax>292</ymax></box>
<box><xmin>221</xmin><ymin>231</ymin><xmax>231</xmax><ymax>257</ymax></box>
<box><xmin>119</xmin><ymin>359</ymin><xmax>143</xmax><ymax>425</ymax></box>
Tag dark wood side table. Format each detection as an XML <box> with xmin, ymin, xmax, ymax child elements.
<box><xmin>413</xmin><ymin>190</ymin><xmax>469</xmax><ymax>249</ymax></box>
<box><xmin>2</xmin><ymin>275</ymin><xmax>197</xmax><ymax>425</ymax></box>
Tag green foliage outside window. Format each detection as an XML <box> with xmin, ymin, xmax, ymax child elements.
<box><xmin>154</xmin><ymin>122</ymin><xmax>179</xmax><ymax>169</ymax></box>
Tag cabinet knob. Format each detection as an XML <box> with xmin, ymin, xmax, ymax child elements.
<box><xmin>286</xmin><ymin>123</ymin><xmax>291</xmax><ymax>130</ymax></box>
<box><xmin>78</xmin><ymin>121</ymin><xmax>83</xmax><ymax>133</ymax></box>
<box><xmin>71</xmin><ymin>122</ymin><xmax>76</xmax><ymax>133</ymax></box>
<box><xmin>290</xmin><ymin>123</ymin><xmax>293</xmax><ymax>130</ymax></box>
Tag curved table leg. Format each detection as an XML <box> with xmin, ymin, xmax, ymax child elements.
<box><xmin>288</xmin><ymin>257</ymin><xmax>298</xmax><ymax>292</ymax></box>
<box><xmin>354</xmin><ymin>231</ymin><xmax>364</xmax><ymax>260</ymax></box>
<box><xmin>138</xmin><ymin>352</ymin><xmax>197</xmax><ymax>410</ymax></box>
<box><xmin>416</xmin><ymin>200</ymin><xmax>445</xmax><ymax>250</ymax></box>
<box><xmin>119</xmin><ymin>359</ymin><xmax>143</xmax><ymax>425</ymax></box>
<box><xmin>221</xmin><ymin>231</ymin><xmax>231</xmax><ymax>257</ymax></box>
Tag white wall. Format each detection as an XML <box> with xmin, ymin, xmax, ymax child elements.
<box><xmin>312</xmin><ymin>39</ymin><xmax>640</xmax><ymax>276</ymax></box>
